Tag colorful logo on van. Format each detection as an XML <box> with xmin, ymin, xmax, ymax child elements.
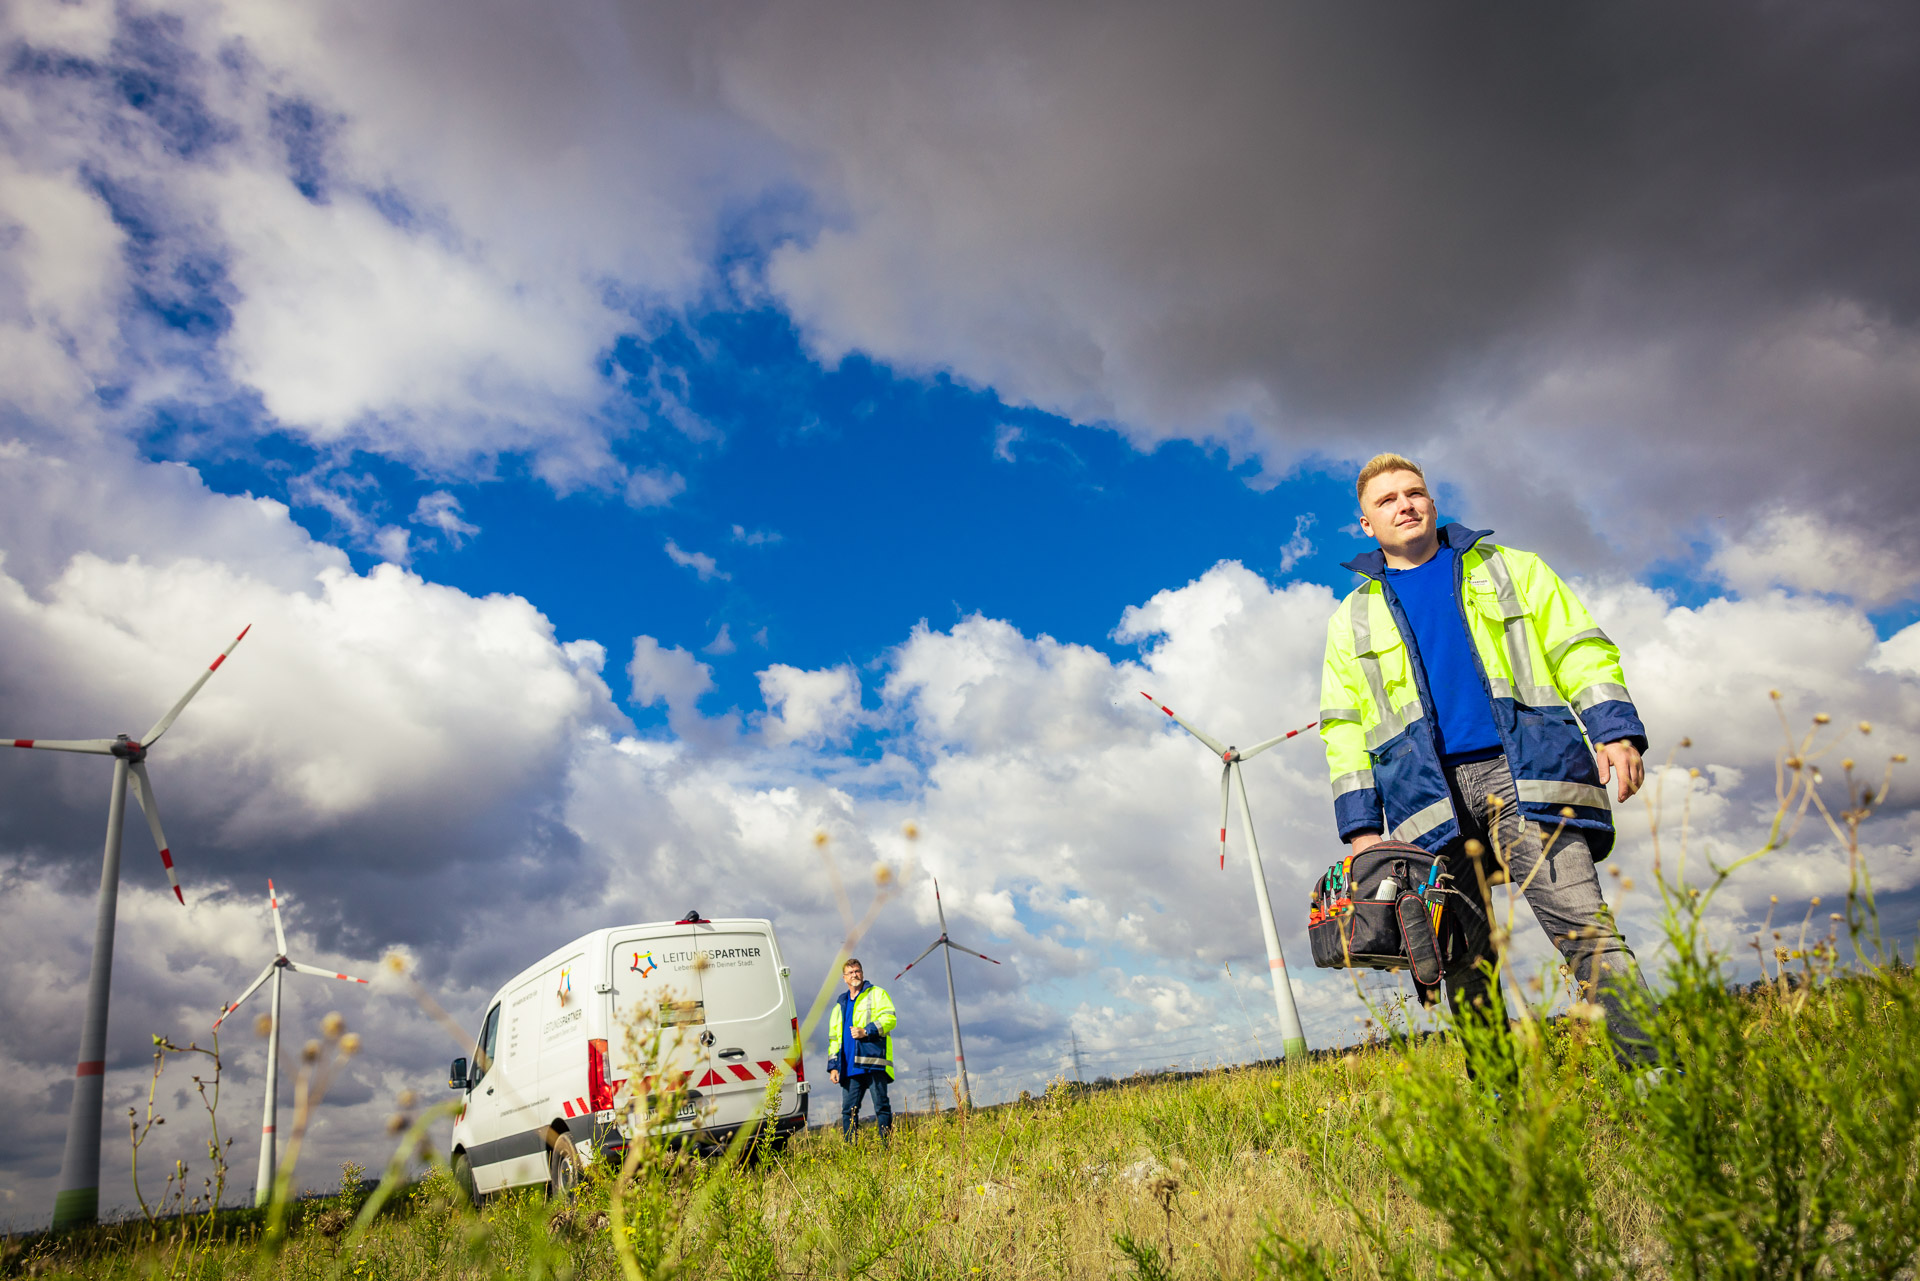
<box><xmin>630</xmin><ymin>951</ymin><xmax>658</xmax><ymax>976</ymax></box>
<box><xmin>556</xmin><ymin>967</ymin><xmax>573</xmax><ymax>1005</ymax></box>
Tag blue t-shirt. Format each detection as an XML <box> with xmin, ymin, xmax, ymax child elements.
<box><xmin>1382</xmin><ymin>547</ymin><xmax>1502</xmax><ymax>763</ymax></box>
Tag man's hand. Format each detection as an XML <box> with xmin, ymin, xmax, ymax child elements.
<box><xmin>1597</xmin><ymin>740</ymin><xmax>1645</xmax><ymax>803</ymax></box>
<box><xmin>851</xmin><ymin>1024</ymin><xmax>866</xmax><ymax>1039</ymax></box>
<box><xmin>1350</xmin><ymin>831</ymin><xmax>1382</xmax><ymax>856</ymax></box>
<box><xmin>828</xmin><ymin>1069</ymin><xmax>840</xmax><ymax>1085</ymax></box>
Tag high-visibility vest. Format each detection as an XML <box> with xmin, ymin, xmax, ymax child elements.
<box><xmin>1319</xmin><ymin>526</ymin><xmax>1645</xmax><ymax>857</ymax></box>
<box><xmin>827</xmin><ymin>983</ymin><xmax>896</xmax><ymax>1076</ymax></box>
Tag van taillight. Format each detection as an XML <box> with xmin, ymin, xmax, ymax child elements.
<box><xmin>588</xmin><ymin>1038</ymin><xmax>624</xmax><ymax>1112</ymax></box>
<box><xmin>787</xmin><ymin>1015</ymin><xmax>806</xmax><ymax>1083</ymax></box>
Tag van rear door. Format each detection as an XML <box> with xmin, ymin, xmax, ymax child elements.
<box><xmin>607</xmin><ymin>930</ymin><xmax>711</xmax><ymax>1129</ymax></box>
<box><xmin>686</xmin><ymin>927</ymin><xmax>795</xmax><ymax>1131</ymax></box>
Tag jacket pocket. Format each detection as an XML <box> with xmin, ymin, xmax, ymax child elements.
<box><xmin>1512</xmin><ymin>704</ymin><xmax>1600</xmax><ymax>786</ymax></box>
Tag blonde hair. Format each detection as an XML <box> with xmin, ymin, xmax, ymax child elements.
<box><xmin>1355</xmin><ymin>453</ymin><xmax>1425</xmax><ymax>506</ymax></box>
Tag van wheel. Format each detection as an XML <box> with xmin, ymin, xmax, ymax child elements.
<box><xmin>452</xmin><ymin>1150</ymin><xmax>481</xmax><ymax>1208</ymax></box>
<box><xmin>547</xmin><ymin>1134</ymin><xmax>583</xmax><ymax>1201</ymax></box>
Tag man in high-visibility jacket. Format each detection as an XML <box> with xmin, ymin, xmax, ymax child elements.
<box><xmin>826</xmin><ymin>958</ymin><xmax>897</xmax><ymax>1137</ymax></box>
<box><xmin>1319</xmin><ymin>453</ymin><xmax>1654</xmax><ymax>1072</ymax></box>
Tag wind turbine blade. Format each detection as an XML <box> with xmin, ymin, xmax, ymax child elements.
<box><xmin>1139</xmin><ymin>692</ymin><xmax>1228</xmax><ymax>757</ymax></box>
<box><xmin>934</xmin><ymin>879</ymin><xmax>950</xmax><ymax>933</ymax></box>
<box><xmin>1219</xmin><ymin>762</ymin><xmax>1232</xmax><ymax>871</ymax></box>
<box><xmin>947</xmin><ymin>941</ymin><xmax>1002</xmax><ymax>965</ymax></box>
<box><xmin>894</xmin><ymin>939</ymin><xmax>943</xmax><ymax>981</ymax></box>
<box><xmin>4</xmin><ymin>738</ymin><xmax>117</xmax><ymax>754</ymax></box>
<box><xmin>268</xmin><ymin>879</ymin><xmax>288</xmax><ymax>956</ymax></box>
<box><xmin>214</xmin><ymin>963</ymin><xmax>278</xmax><ymax>1029</ymax></box>
<box><xmin>1236</xmin><ymin>720</ymin><xmax>1320</xmax><ymax>761</ymax></box>
<box><xmin>128</xmin><ymin>762</ymin><xmax>183</xmax><ymax>904</ymax></box>
<box><xmin>286</xmin><ymin>960</ymin><xmax>371</xmax><ymax>985</ymax></box>
<box><xmin>142</xmin><ymin>624</ymin><xmax>251</xmax><ymax>747</ymax></box>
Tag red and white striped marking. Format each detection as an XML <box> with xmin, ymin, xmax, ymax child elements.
<box><xmin>208</xmin><ymin>625</ymin><xmax>249</xmax><ymax>671</ymax></box>
<box><xmin>561</xmin><ymin>1096</ymin><xmax>591</xmax><ymax>1118</ymax></box>
<box><xmin>159</xmin><ymin>847</ymin><xmax>181</xmax><ymax>903</ymax></box>
<box><xmin>693</xmin><ymin>1060</ymin><xmax>782</xmax><ymax>1089</ymax></box>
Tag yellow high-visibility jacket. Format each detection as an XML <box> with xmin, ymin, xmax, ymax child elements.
<box><xmin>827</xmin><ymin>982</ymin><xmax>897</xmax><ymax>1078</ymax></box>
<box><xmin>1319</xmin><ymin>525</ymin><xmax>1645</xmax><ymax>857</ymax></box>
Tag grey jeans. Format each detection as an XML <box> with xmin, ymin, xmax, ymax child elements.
<box><xmin>1441</xmin><ymin>754</ymin><xmax>1655</xmax><ymax>1069</ymax></box>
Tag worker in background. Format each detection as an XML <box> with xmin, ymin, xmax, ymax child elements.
<box><xmin>1319</xmin><ymin>453</ymin><xmax>1656</xmax><ymax>1081</ymax></box>
<box><xmin>826</xmin><ymin>958</ymin><xmax>897</xmax><ymax>1137</ymax></box>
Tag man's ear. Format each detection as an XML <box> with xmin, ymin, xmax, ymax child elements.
<box><xmin>1357</xmin><ymin>511</ymin><xmax>1373</xmax><ymax>539</ymax></box>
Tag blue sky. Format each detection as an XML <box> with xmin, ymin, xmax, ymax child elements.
<box><xmin>190</xmin><ymin>303</ymin><xmax>1375</xmax><ymax>722</ymax></box>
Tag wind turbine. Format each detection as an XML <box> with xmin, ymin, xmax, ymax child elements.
<box><xmin>894</xmin><ymin>880</ymin><xmax>1000</xmax><ymax>1107</ymax></box>
<box><xmin>1141</xmin><ymin>692</ymin><xmax>1315</xmax><ymax>1062</ymax></box>
<box><xmin>214</xmin><ymin>879</ymin><xmax>371</xmax><ymax>1206</ymax></box>
<box><xmin>5</xmin><ymin>625</ymin><xmax>250</xmax><ymax>1228</ymax></box>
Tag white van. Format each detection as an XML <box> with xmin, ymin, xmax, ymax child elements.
<box><xmin>446</xmin><ymin>913</ymin><xmax>809</xmax><ymax>1197</ymax></box>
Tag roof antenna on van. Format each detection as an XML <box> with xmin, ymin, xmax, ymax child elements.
<box><xmin>678</xmin><ymin>910</ymin><xmax>707</xmax><ymax>924</ymax></box>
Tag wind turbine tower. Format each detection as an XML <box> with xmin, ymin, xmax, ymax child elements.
<box><xmin>214</xmin><ymin>879</ymin><xmax>371</xmax><ymax>1206</ymax></box>
<box><xmin>1141</xmin><ymin>692</ymin><xmax>1314</xmax><ymax>1062</ymax></box>
<box><xmin>894</xmin><ymin>880</ymin><xmax>1000</xmax><ymax>1107</ymax></box>
<box><xmin>4</xmin><ymin>625</ymin><xmax>250</xmax><ymax>1228</ymax></box>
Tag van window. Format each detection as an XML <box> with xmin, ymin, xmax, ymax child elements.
<box><xmin>471</xmin><ymin>1004</ymin><xmax>501</xmax><ymax>1085</ymax></box>
<box><xmin>693</xmin><ymin>933</ymin><xmax>782</xmax><ymax>1019</ymax></box>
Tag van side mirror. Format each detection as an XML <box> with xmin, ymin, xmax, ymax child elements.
<box><xmin>449</xmin><ymin>1057</ymin><xmax>468</xmax><ymax>1091</ymax></box>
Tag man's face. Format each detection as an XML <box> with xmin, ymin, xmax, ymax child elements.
<box><xmin>844</xmin><ymin>963</ymin><xmax>864</xmax><ymax>992</ymax></box>
<box><xmin>1358</xmin><ymin>469</ymin><xmax>1437</xmax><ymax>557</ymax></box>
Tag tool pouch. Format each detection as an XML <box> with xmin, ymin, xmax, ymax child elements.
<box><xmin>1308</xmin><ymin>841</ymin><xmax>1456</xmax><ymax>1004</ymax></box>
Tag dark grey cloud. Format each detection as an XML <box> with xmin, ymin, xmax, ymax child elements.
<box><xmin>725</xmin><ymin>0</ymin><xmax>1920</xmax><ymax>581</ymax></box>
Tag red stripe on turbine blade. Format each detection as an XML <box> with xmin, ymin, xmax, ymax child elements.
<box><xmin>12</xmin><ymin>740</ymin><xmax>31</xmax><ymax>748</ymax></box>
<box><xmin>351</xmin><ymin>977</ymin><xmax>368</xmax><ymax>984</ymax></box>
<box><xmin>76</xmin><ymin>1061</ymin><xmax>104</xmax><ymax>1076</ymax></box>
<box><xmin>172</xmin><ymin>886</ymin><xmax>184</xmax><ymax>904</ymax></box>
<box><xmin>728</xmin><ymin>1064</ymin><xmax>756</xmax><ymax>1082</ymax></box>
<box><xmin>159</xmin><ymin>849</ymin><xmax>174</xmax><ymax>868</ymax></box>
<box><xmin>262</xmin><ymin>1126</ymin><xmax>275</xmax><ymax>1134</ymax></box>
<box><xmin>1268</xmin><ymin>957</ymin><xmax>1285</xmax><ymax>970</ymax></box>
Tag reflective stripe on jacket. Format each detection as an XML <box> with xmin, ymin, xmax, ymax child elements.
<box><xmin>826</xmin><ymin>982</ymin><xmax>897</xmax><ymax>1077</ymax></box>
<box><xmin>1318</xmin><ymin>525</ymin><xmax>1646</xmax><ymax>859</ymax></box>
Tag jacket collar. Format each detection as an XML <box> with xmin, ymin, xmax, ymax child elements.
<box><xmin>1341</xmin><ymin>524</ymin><xmax>1492</xmax><ymax>580</ymax></box>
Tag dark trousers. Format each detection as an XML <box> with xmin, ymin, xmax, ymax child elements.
<box><xmin>1441</xmin><ymin>754</ymin><xmax>1656</xmax><ymax>1079</ymax></box>
<box><xmin>839</xmin><ymin>1072</ymin><xmax>893</xmax><ymax>1137</ymax></box>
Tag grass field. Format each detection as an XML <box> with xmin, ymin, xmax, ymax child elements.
<box><xmin>9</xmin><ymin>955</ymin><xmax>1919</xmax><ymax>1280</ymax></box>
